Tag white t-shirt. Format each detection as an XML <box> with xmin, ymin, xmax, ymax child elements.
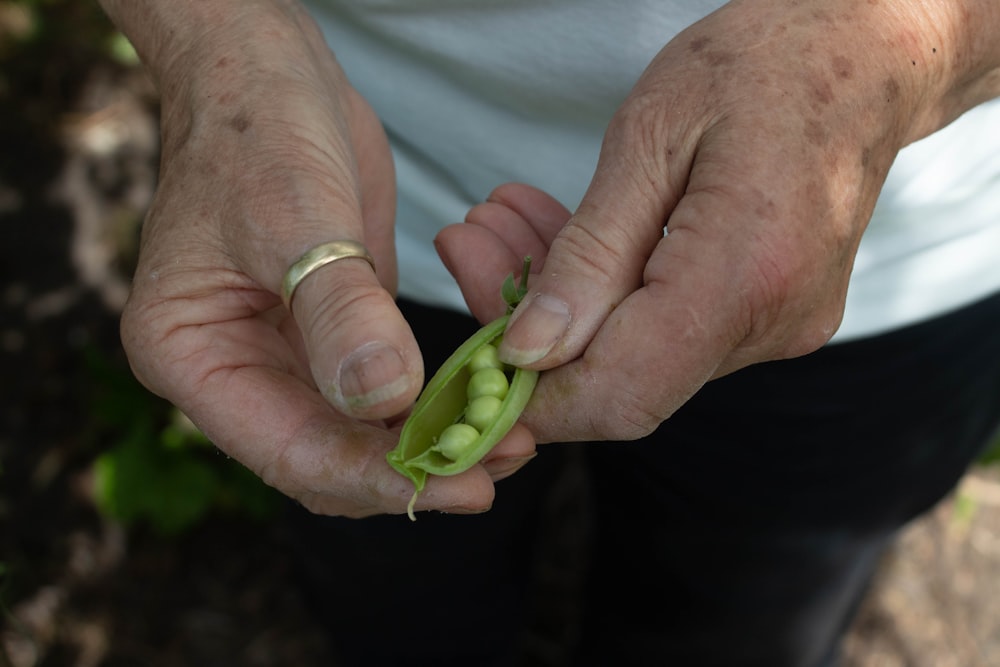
<box><xmin>306</xmin><ymin>0</ymin><xmax>1000</xmax><ymax>342</ymax></box>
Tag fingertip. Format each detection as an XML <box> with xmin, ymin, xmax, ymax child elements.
<box><xmin>435</xmin><ymin>222</ymin><xmax>523</xmax><ymax>323</ymax></box>
<box><xmin>293</xmin><ymin>267</ymin><xmax>424</xmax><ymax>421</ymax></box>
<box><xmin>485</xmin><ymin>182</ymin><xmax>572</xmax><ymax>236</ymax></box>
<box><xmin>325</xmin><ymin>338</ymin><xmax>422</xmax><ymax>419</ymax></box>
<box><xmin>498</xmin><ymin>292</ymin><xmax>572</xmax><ymax>368</ymax></box>
<box><xmin>412</xmin><ymin>468</ymin><xmax>497</xmax><ymax>516</ymax></box>
<box><xmin>484</xmin><ymin>453</ymin><xmax>537</xmax><ymax>482</ymax></box>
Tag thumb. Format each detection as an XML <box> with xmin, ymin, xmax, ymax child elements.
<box><xmin>284</xmin><ymin>95</ymin><xmax>423</xmax><ymax>422</ymax></box>
<box><xmin>288</xmin><ymin>239</ymin><xmax>423</xmax><ymax>422</ymax></box>
<box><xmin>499</xmin><ymin>121</ymin><xmax>685</xmax><ymax>369</ymax></box>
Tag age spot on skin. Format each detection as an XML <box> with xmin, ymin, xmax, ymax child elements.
<box><xmin>705</xmin><ymin>49</ymin><xmax>737</xmax><ymax>68</ymax></box>
<box><xmin>230</xmin><ymin>113</ymin><xmax>252</xmax><ymax>134</ymax></box>
<box><xmin>754</xmin><ymin>198</ymin><xmax>778</xmax><ymax>221</ymax></box>
<box><xmin>832</xmin><ymin>55</ymin><xmax>854</xmax><ymax>80</ymax></box>
<box><xmin>804</xmin><ymin>118</ymin><xmax>828</xmax><ymax>146</ymax></box>
<box><xmin>687</xmin><ymin>35</ymin><xmax>735</xmax><ymax>67</ymax></box>
<box><xmin>811</xmin><ymin>9</ymin><xmax>833</xmax><ymax>23</ymax></box>
<box><xmin>883</xmin><ymin>77</ymin><xmax>901</xmax><ymax>104</ymax></box>
<box><xmin>809</xmin><ymin>74</ymin><xmax>835</xmax><ymax>106</ymax></box>
<box><xmin>689</xmin><ymin>36</ymin><xmax>711</xmax><ymax>53</ymax></box>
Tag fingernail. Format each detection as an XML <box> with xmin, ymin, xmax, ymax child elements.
<box><xmin>440</xmin><ymin>504</ymin><xmax>492</xmax><ymax>515</ymax></box>
<box><xmin>499</xmin><ymin>293</ymin><xmax>570</xmax><ymax>366</ymax></box>
<box><xmin>487</xmin><ymin>453</ymin><xmax>537</xmax><ymax>479</ymax></box>
<box><xmin>330</xmin><ymin>341</ymin><xmax>412</xmax><ymax>411</ymax></box>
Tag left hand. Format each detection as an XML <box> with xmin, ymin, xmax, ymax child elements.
<box><xmin>109</xmin><ymin>0</ymin><xmax>534</xmax><ymax>517</ymax></box>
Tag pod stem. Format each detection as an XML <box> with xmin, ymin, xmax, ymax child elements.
<box><xmin>501</xmin><ymin>256</ymin><xmax>533</xmax><ymax>312</ymax></box>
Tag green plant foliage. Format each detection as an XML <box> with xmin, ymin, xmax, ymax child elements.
<box><xmin>93</xmin><ymin>432</ymin><xmax>219</xmax><ymax>536</ymax></box>
<box><xmin>105</xmin><ymin>30</ymin><xmax>138</xmax><ymax>65</ymax></box>
<box><xmin>0</xmin><ymin>0</ymin><xmax>138</xmax><ymax>124</ymax></box>
<box><xmin>1</xmin><ymin>0</ymin><xmax>116</xmax><ymax>60</ymax></box>
<box><xmin>85</xmin><ymin>349</ymin><xmax>281</xmax><ymax>536</ymax></box>
<box><xmin>979</xmin><ymin>428</ymin><xmax>1000</xmax><ymax>467</ymax></box>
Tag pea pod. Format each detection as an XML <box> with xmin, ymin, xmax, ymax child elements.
<box><xmin>387</xmin><ymin>258</ymin><xmax>538</xmax><ymax>520</ymax></box>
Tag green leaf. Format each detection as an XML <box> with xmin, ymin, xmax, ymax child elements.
<box><xmin>92</xmin><ymin>434</ymin><xmax>219</xmax><ymax>536</ymax></box>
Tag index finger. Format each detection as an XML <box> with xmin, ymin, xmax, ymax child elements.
<box><xmin>518</xmin><ymin>208</ymin><xmax>745</xmax><ymax>443</ymax></box>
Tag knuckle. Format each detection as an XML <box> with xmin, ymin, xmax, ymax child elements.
<box><xmin>552</xmin><ymin>222</ymin><xmax>627</xmax><ymax>288</ymax></box>
<box><xmin>784</xmin><ymin>306</ymin><xmax>844</xmax><ymax>356</ymax></box>
<box><xmin>603</xmin><ymin>92</ymin><xmax>677</xmax><ymax>194</ymax></box>
<box><xmin>741</xmin><ymin>242</ymin><xmax>846</xmax><ymax>358</ymax></box>
<box><xmin>575</xmin><ymin>95</ymin><xmax>679</xmax><ymax>265</ymax></box>
<box><xmin>301</xmin><ymin>277</ymin><xmax>390</xmax><ymax>343</ymax></box>
<box><xmin>607</xmin><ymin>90</ymin><xmax>668</xmax><ymax>158</ymax></box>
<box><xmin>118</xmin><ymin>293</ymin><xmax>168</xmax><ymax>394</ymax></box>
<box><xmin>591</xmin><ymin>385</ymin><xmax>664</xmax><ymax>441</ymax></box>
<box><xmin>594</xmin><ymin>407</ymin><xmax>660</xmax><ymax>441</ymax></box>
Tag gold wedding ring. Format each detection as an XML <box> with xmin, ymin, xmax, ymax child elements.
<box><xmin>281</xmin><ymin>240</ymin><xmax>376</xmax><ymax>309</ymax></box>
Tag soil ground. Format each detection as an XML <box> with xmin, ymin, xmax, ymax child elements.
<box><xmin>2</xmin><ymin>5</ymin><xmax>999</xmax><ymax>666</ymax></box>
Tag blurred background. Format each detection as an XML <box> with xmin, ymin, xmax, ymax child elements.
<box><xmin>1</xmin><ymin>2</ymin><xmax>998</xmax><ymax>666</ymax></box>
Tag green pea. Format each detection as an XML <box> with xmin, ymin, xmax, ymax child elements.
<box><xmin>434</xmin><ymin>423</ymin><xmax>481</xmax><ymax>460</ymax></box>
<box><xmin>467</xmin><ymin>367</ymin><xmax>509</xmax><ymax>401</ymax></box>
<box><xmin>386</xmin><ymin>257</ymin><xmax>539</xmax><ymax>520</ymax></box>
<box><xmin>468</xmin><ymin>343</ymin><xmax>503</xmax><ymax>373</ymax></box>
<box><xmin>465</xmin><ymin>395</ymin><xmax>504</xmax><ymax>432</ymax></box>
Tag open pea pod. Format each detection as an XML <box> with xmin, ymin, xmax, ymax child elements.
<box><xmin>387</xmin><ymin>258</ymin><xmax>538</xmax><ymax>520</ymax></box>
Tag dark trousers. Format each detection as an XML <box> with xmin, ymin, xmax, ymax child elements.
<box><xmin>287</xmin><ymin>291</ymin><xmax>1000</xmax><ymax>667</ymax></box>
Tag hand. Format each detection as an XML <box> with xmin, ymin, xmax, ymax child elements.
<box><xmin>437</xmin><ymin>0</ymin><xmax>1000</xmax><ymax>443</ymax></box>
<box><xmin>107</xmin><ymin>0</ymin><xmax>533</xmax><ymax>516</ymax></box>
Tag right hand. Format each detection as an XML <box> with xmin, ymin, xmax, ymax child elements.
<box><xmin>437</xmin><ymin>0</ymin><xmax>994</xmax><ymax>446</ymax></box>
<box><xmin>110</xmin><ymin>0</ymin><xmax>534</xmax><ymax>517</ymax></box>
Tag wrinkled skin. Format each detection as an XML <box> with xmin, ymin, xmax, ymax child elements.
<box><xmin>437</xmin><ymin>0</ymin><xmax>1000</xmax><ymax>444</ymax></box>
<box><xmin>108</xmin><ymin>0</ymin><xmax>534</xmax><ymax>517</ymax></box>
<box><xmin>102</xmin><ymin>0</ymin><xmax>1000</xmax><ymax>515</ymax></box>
